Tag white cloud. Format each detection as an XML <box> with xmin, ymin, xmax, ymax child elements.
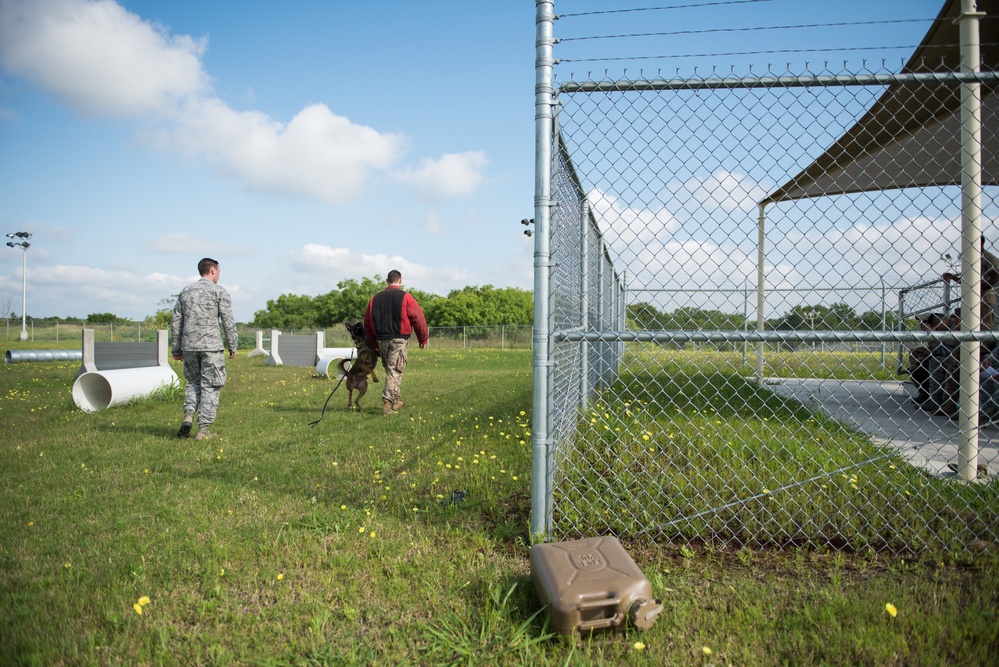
<box><xmin>290</xmin><ymin>243</ymin><xmax>469</xmax><ymax>295</ymax></box>
<box><xmin>144</xmin><ymin>232</ymin><xmax>254</xmax><ymax>257</ymax></box>
<box><xmin>154</xmin><ymin>99</ymin><xmax>405</xmax><ymax>204</ymax></box>
<box><xmin>627</xmin><ymin>240</ymin><xmax>757</xmax><ymax>289</ymax></box>
<box><xmin>423</xmin><ymin>210</ymin><xmax>444</xmax><ymax>236</ymax></box>
<box><xmin>37</xmin><ymin>263</ymin><xmax>176</xmax><ymax>288</ymax></box>
<box><xmin>395</xmin><ymin>151</ymin><xmax>488</xmax><ymax>201</ymax></box>
<box><xmin>0</xmin><ymin>0</ymin><xmax>413</xmax><ymax>204</ymax></box>
<box><xmin>770</xmin><ymin>212</ymin><xmax>963</xmax><ymax>287</ymax></box>
<box><xmin>0</xmin><ymin>0</ymin><xmax>210</xmax><ymax>117</ymax></box>
<box><xmin>5</xmin><ymin>262</ymin><xmax>190</xmax><ymax>317</ymax></box>
<box><xmin>681</xmin><ymin>170</ymin><xmax>770</xmax><ymax>213</ymax></box>
<box><xmin>587</xmin><ymin>188</ymin><xmax>679</xmax><ymax>242</ymax></box>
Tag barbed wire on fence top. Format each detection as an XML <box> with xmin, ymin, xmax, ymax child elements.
<box><xmin>551</xmin><ymin>0</ymin><xmax>979</xmax><ymax>79</ymax></box>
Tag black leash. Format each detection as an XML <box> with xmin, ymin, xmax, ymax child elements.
<box><xmin>308</xmin><ymin>374</ymin><xmax>346</xmax><ymax>427</ymax></box>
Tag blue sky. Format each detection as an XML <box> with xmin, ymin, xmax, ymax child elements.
<box><xmin>0</xmin><ymin>0</ymin><xmax>947</xmax><ymax>322</ymax></box>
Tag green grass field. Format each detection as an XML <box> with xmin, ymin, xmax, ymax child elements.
<box><xmin>554</xmin><ymin>346</ymin><xmax>999</xmax><ymax>553</ymax></box>
<box><xmin>1</xmin><ymin>346</ymin><xmax>997</xmax><ymax>665</ymax></box>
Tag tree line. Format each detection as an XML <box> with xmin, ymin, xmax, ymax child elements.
<box><xmin>9</xmin><ymin>285</ymin><xmax>900</xmax><ymax>335</ymax></box>
<box><xmin>250</xmin><ymin>276</ymin><xmax>534</xmax><ymax>330</ymax></box>
<box><xmin>627</xmin><ymin>301</ymin><xmax>903</xmax><ymax>332</ymax></box>
<box><xmin>252</xmin><ymin>282</ymin><xmax>901</xmax><ymax>333</ymax></box>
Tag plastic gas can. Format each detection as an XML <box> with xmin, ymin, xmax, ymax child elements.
<box><xmin>530</xmin><ymin>536</ymin><xmax>663</xmax><ymax>637</ymax></box>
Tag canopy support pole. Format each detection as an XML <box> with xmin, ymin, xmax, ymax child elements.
<box><xmin>957</xmin><ymin>0</ymin><xmax>986</xmax><ymax>481</ymax></box>
<box><xmin>755</xmin><ymin>204</ymin><xmax>767</xmax><ymax>385</ymax></box>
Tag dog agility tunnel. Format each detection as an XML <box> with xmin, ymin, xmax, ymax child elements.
<box><xmin>72</xmin><ymin>366</ymin><xmax>178</xmax><ymax>412</ymax></box>
<box><xmin>71</xmin><ymin>329</ymin><xmax>178</xmax><ymax>412</ymax></box>
<box><xmin>316</xmin><ymin>347</ymin><xmax>357</xmax><ymax>378</ymax></box>
<box><xmin>6</xmin><ymin>349</ymin><xmax>83</xmax><ymax>363</ymax></box>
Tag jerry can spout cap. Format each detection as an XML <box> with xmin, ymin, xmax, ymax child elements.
<box><xmin>628</xmin><ymin>598</ymin><xmax>663</xmax><ymax>630</ymax></box>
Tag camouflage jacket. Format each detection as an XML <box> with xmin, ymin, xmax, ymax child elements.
<box><xmin>171</xmin><ymin>278</ymin><xmax>238</xmax><ymax>354</ymax></box>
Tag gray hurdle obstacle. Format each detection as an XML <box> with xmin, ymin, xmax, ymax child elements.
<box><xmin>263</xmin><ymin>329</ymin><xmax>356</xmax><ymax>377</ymax></box>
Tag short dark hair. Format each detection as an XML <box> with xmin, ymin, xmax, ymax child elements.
<box><xmin>198</xmin><ymin>258</ymin><xmax>219</xmax><ymax>276</ymax></box>
<box><xmin>387</xmin><ymin>270</ymin><xmax>402</xmax><ymax>284</ymax></box>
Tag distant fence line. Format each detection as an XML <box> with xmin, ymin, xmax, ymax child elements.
<box><xmin>263</xmin><ymin>325</ymin><xmax>533</xmax><ymax>350</ymax></box>
<box><xmin>5</xmin><ymin>319</ymin><xmax>163</xmax><ymax>343</ymax></box>
<box><xmin>5</xmin><ymin>320</ymin><xmax>534</xmax><ymax>350</ymax></box>
<box><xmin>3</xmin><ymin>317</ymin><xmax>924</xmax><ymax>357</ymax></box>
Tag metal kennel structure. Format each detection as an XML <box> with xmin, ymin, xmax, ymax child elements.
<box><xmin>530</xmin><ymin>0</ymin><xmax>999</xmax><ymax>553</ymax></box>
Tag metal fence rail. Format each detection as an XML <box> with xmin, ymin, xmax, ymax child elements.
<box><xmin>532</xmin><ymin>2</ymin><xmax>999</xmax><ymax>554</ymax></box>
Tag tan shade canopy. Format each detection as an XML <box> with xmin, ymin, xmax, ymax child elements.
<box><xmin>761</xmin><ymin>0</ymin><xmax>999</xmax><ymax>206</ymax></box>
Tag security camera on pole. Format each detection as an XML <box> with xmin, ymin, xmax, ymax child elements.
<box><xmin>6</xmin><ymin>232</ymin><xmax>32</xmax><ymax>341</ymax></box>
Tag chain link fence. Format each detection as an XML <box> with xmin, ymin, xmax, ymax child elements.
<box><xmin>4</xmin><ymin>319</ymin><xmax>166</xmax><ymax>343</ymax></box>
<box><xmin>532</xmin><ymin>7</ymin><xmax>999</xmax><ymax>554</ymax></box>
<box><xmin>276</xmin><ymin>325</ymin><xmax>533</xmax><ymax>351</ymax></box>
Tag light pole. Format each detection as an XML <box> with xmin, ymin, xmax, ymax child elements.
<box><xmin>6</xmin><ymin>232</ymin><xmax>32</xmax><ymax>341</ymax></box>
<box><xmin>802</xmin><ymin>307</ymin><xmax>818</xmax><ymax>351</ymax></box>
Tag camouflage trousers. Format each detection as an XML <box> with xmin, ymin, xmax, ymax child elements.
<box><xmin>379</xmin><ymin>338</ymin><xmax>409</xmax><ymax>405</ymax></box>
<box><xmin>182</xmin><ymin>350</ymin><xmax>228</xmax><ymax>428</ymax></box>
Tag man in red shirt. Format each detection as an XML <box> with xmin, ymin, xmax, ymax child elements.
<box><xmin>363</xmin><ymin>270</ymin><xmax>430</xmax><ymax>414</ymax></box>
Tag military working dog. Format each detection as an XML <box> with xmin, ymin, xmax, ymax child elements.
<box><xmin>339</xmin><ymin>322</ymin><xmax>380</xmax><ymax>410</ymax></box>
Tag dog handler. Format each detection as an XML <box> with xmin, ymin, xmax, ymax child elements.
<box><xmin>363</xmin><ymin>270</ymin><xmax>429</xmax><ymax>415</ymax></box>
<box><xmin>171</xmin><ymin>257</ymin><xmax>238</xmax><ymax>440</ymax></box>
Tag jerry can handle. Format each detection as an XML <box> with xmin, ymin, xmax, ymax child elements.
<box><xmin>577</xmin><ymin>594</ymin><xmax>621</xmax><ymax>611</ymax></box>
<box><xmin>577</xmin><ymin>612</ymin><xmax>624</xmax><ymax>631</ymax></box>
<box><xmin>574</xmin><ymin>593</ymin><xmax>624</xmax><ymax>631</ymax></box>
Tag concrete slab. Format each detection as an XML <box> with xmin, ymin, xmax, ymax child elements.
<box><xmin>764</xmin><ymin>378</ymin><xmax>998</xmax><ymax>479</ymax></box>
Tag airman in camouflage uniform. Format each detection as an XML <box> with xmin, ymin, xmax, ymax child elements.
<box><xmin>171</xmin><ymin>258</ymin><xmax>238</xmax><ymax>440</ymax></box>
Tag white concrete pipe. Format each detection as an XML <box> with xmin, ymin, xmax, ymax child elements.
<box><xmin>6</xmin><ymin>349</ymin><xmax>83</xmax><ymax>363</ymax></box>
<box><xmin>72</xmin><ymin>366</ymin><xmax>179</xmax><ymax>412</ymax></box>
<box><xmin>316</xmin><ymin>347</ymin><xmax>357</xmax><ymax>378</ymax></box>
